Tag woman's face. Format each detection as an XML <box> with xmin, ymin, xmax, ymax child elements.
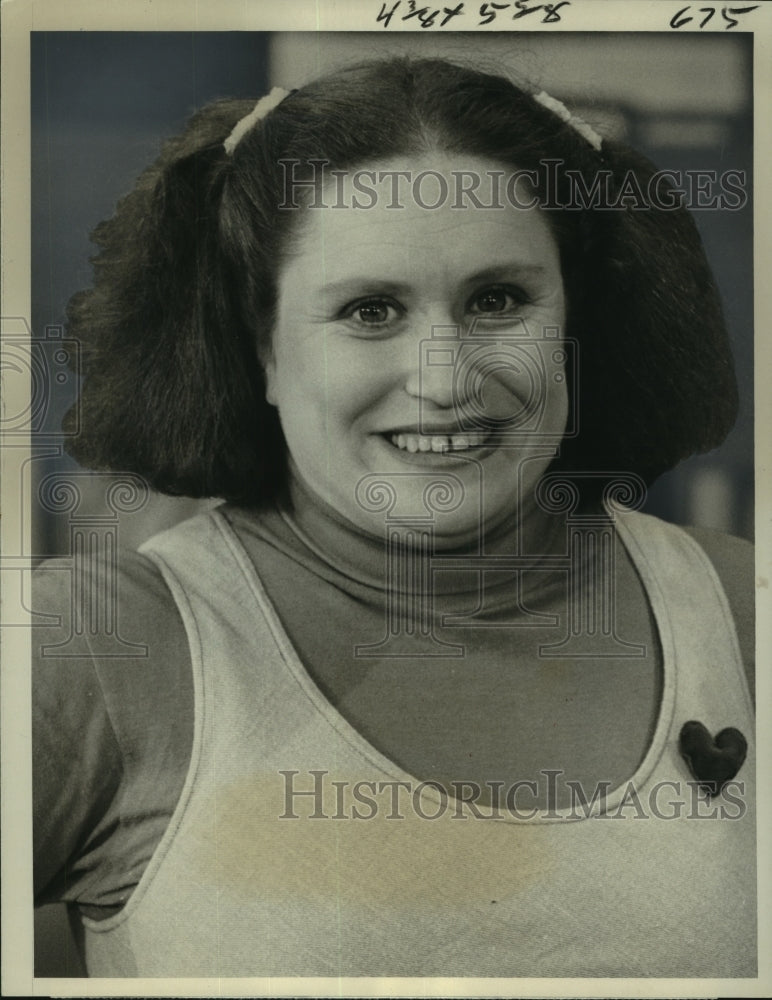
<box><xmin>265</xmin><ymin>154</ymin><xmax>568</xmax><ymax>545</ymax></box>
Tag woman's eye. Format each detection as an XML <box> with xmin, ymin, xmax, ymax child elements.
<box><xmin>340</xmin><ymin>298</ymin><xmax>402</xmax><ymax>327</ymax></box>
<box><xmin>468</xmin><ymin>286</ymin><xmax>527</xmax><ymax>316</ymax></box>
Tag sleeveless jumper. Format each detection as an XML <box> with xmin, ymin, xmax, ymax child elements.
<box><xmin>82</xmin><ymin>508</ymin><xmax>756</xmax><ymax>978</ymax></box>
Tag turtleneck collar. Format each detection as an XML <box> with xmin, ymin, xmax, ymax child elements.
<box><xmin>228</xmin><ymin>469</ymin><xmax>569</xmax><ymax>606</ymax></box>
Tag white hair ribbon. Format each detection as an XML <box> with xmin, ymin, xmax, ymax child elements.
<box><xmin>533</xmin><ymin>90</ymin><xmax>603</xmax><ymax>152</ymax></box>
<box><xmin>223</xmin><ymin>87</ymin><xmax>291</xmax><ymax>156</ymax></box>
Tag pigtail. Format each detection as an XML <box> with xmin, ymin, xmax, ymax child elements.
<box><xmin>64</xmin><ymin>101</ymin><xmax>285</xmax><ymax>502</ymax></box>
<box><xmin>556</xmin><ymin>141</ymin><xmax>738</xmax><ymax>485</ymax></box>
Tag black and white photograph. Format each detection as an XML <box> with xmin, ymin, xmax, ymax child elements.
<box><xmin>1</xmin><ymin>1</ymin><xmax>769</xmax><ymax>995</ymax></box>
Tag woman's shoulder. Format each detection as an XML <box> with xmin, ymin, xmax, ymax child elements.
<box><xmin>33</xmin><ymin>546</ymin><xmax>195</xmax><ymax>906</ymax></box>
<box><xmin>33</xmin><ymin>544</ymin><xmax>192</xmax><ymax>694</ymax></box>
<box><xmin>33</xmin><ymin>544</ymin><xmax>178</xmax><ymax>600</ymax></box>
<box><xmin>679</xmin><ymin>523</ymin><xmax>754</xmax><ymax>702</ymax></box>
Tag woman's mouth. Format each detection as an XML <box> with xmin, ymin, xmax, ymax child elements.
<box><xmin>387</xmin><ymin>431</ymin><xmax>489</xmax><ymax>453</ymax></box>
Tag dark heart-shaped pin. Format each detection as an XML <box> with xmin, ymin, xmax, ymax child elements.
<box><xmin>678</xmin><ymin>721</ymin><xmax>747</xmax><ymax>797</ymax></box>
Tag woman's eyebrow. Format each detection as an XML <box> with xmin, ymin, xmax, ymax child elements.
<box><xmin>318</xmin><ymin>278</ymin><xmax>412</xmax><ymax>298</ymax></box>
<box><xmin>318</xmin><ymin>264</ymin><xmax>549</xmax><ymax>297</ymax></box>
<box><xmin>464</xmin><ymin>263</ymin><xmax>548</xmax><ymax>284</ymax></box>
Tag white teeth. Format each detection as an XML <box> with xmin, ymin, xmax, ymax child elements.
<box><xmin>388</xmin><ymin>432</ymin><xmax>488</xmax><ymax>453</ymax></box>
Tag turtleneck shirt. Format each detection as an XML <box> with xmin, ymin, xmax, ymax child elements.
<box><xmin>32</xmin><ymin>477</ymin><xmax>754</xmax><ymax>919</ymax></box>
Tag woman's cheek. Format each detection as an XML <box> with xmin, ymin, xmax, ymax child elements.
<box><xmin>323</xmin><ymin>340</ymin><xmax>396</xmax><ymax>403</ymax></box>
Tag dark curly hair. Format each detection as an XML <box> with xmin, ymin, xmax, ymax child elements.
<box><xmin>64</xmin><ymin>56</ymin><xmax>738</xmax><ymax>504</ymax></box>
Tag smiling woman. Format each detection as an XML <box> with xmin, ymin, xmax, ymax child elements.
<box><xmin>264</xmin><ymin>154</ymin><xmax>568</xmax><ymax>544</ymax></box>
<box><xmin>32</xmin><ymin>56</ymin><xmax>755</xmax><ymax>979</ymax></box>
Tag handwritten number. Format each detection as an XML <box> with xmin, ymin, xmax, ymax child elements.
<box><xmin>722</xmin><ymin>5</ymin><xmax>760</xmax><ymax>29</ymax></box>
<box><xmin>512</xmin><ymin>0</ymin><xmax>570</xmax><ymax>19</ymax></box>
<box><xmin>479</xmin><ymin>1</ymin><xmax>508</xmax><ymax>24</ymax></box>
<box><xmin>722</xmin><ymin>5</ymin><xmax>738</xmax><ymax>27</ymax></box>
<box><xmin>542</xmin><ymin>1</ymin><xmax>570</xmax><ymax>21</ymax></box>
<box><xmin>441</xmin><ymin>3</ymin><xmax>465</xmax><ymax>25</ymax></box>
<box><xmin>670</xmin><ymin>4</ymin><xmax>759</xmax><ymax>29</ymax></box>
<box><xmin>670</xmin><ymin>5</ymin><xmax>693</xmax><ymax>27</ymax></box>
<box><xmin>399</xmin><ymin>0</ymin><xmax>464</xmax><ymax>27</ymax></box>
<box><xmin>377</xmin><ymin>1</ymin><xmax>401</xmax><ymax>26</ymax></box>
<box><xmin>401</xmin><ymin>1</ymin><xmax>436</xmax><ymax>26</ymax></box>
<box><xmin>375</xmin><ymin>0</ymin><xmax>575</xmax><ymax>26</ymax></box>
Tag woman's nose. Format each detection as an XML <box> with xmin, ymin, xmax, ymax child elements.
<box><xmin>404</xmin><ymin>360</ymin><xmax>456</xmax><ymax>409</ymax></box>
<box><xmin>402</xmin><ymin>317</ymin><xmax>459</xmax><ymax>409</ymax></box>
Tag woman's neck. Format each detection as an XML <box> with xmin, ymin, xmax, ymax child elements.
<box><xmin>275</xmin><ymin>470</ymin><xmax>569</xmax><ymax>601</ymax></box>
